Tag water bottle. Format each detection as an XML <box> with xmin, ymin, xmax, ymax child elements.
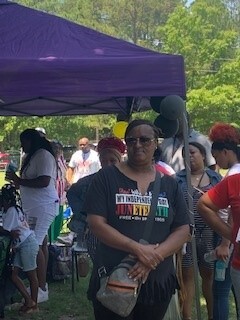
<box><xmin>5</xmin><ymin>161</ymin><xmax>17</xmax><ymax>182</ymax></box>
<box><xmin>214</xmin><ymin>244</ymin><xmax>234</xmax><ymax>281</ymax></box>
<box><xmin>204</xmin><ymin>250</ymin><xmax>217</xmax><ymax>262</ymax></box>
<box><xmin>215</xmin><ymin>260</ymin><xmax>227</xmax><ymax>281</ymax></box>
<box><xmin>5</xmin><ymin>161</ymin><xmax>17</xmax><ymax>173</ymax></box>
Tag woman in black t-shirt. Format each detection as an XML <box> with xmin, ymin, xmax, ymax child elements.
<box><xmin>85</xmin><ymin>119</ymin><xmax>190</xmax><ymax>320</ymax></box>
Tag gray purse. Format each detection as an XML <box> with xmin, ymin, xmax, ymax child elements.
<box><xmin>96</xmin><ymin>172</ymin><xmax>161</xmax><ymax>317</ymax></box>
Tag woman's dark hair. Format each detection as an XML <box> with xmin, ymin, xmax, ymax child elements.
<box><xmin>182</xmin><ymin>141</ymin><xmax>207</xmax><ymax>165</ymax></box>
<box><xmin>20</xmin><ymin>128</ymin><xmax>55</xmax><ymax>175</ymax></box>
<box><xmin>124</xmin><ymin>119</ymin><xmax>160</xmax><ymax>139</ymax></box>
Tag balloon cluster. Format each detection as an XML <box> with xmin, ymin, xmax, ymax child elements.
<box><xmin>150</xmin><ymin>95</ymin><xmax>185</xmax><ymax>138</ymax></box>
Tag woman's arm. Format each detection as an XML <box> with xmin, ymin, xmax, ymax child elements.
<box><xmin>197</xmin><ymin>193</ymin><xmax>232</xmax><ymax>240</ymax></box>
<box><xmin>6</xmin><ymin>171</ymin><xmax>50</xmax><ymax>188</ymax></box>
<box><xmin>87</xmin><ymin>215</ymin><xmax>163</xmax><ymax>269</ymax></box>
<box><xmin>154</xmin><ymin>224</ymin><xmax>189</xmax><ymax>259</ymax></box>
<box><xmin>66</xmin><ymin>167</ymin><xmax>74</xmax><ymax>185</ymax></box>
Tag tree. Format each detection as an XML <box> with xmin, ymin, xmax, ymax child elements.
<box><xmin>187</xmin><ymin>51</ymin><xmax>240</xmax><ymax>132</ymax></box>
<box><xmin>158</xmin><ymin>0</ymin><xmax>239</xmax><ymax>132</ymax></box>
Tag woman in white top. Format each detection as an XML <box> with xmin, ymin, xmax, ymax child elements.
<box><xmin>6</xmin><ymin>129</ymin><xmax>59</xmax><ymax>304</ymax></box>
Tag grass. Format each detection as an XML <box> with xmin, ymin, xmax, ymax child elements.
<box><xmin>0</xmin><ymin>171</ymin><xmax>7</xmax><ymax>188</ymax></box>
<box><xmin>4</xmin><ymin>273</ymin><xmax>95</xmax><ymax>320</ymax></box>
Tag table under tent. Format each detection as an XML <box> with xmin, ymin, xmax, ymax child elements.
<box><xmin>0</xmin><ymin>1</ymin><xmax>202</xmax><ymax>319</ymax></box>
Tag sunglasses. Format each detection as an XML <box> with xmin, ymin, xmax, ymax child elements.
<box><xmin>125</xmin><ymin>136</ymin><xmax>156</xmax><ymax>146</ymax></box>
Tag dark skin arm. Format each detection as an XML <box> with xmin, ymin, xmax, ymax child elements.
<box><xmin>197</xmin><ymin>193</ymin><xmax>232</xmax><ymax>241</ymax></box>
<box><xmin>87</xmin><ymin>215</ymin><xmax>189</xmax><ymax>282</ymax></box>
<box><xmin>5</xmin><ymin>171</ymin><xmax>50</xmax><ymax>188</ymax></box>
<box><xmin>66</xmin><ymin>167</ymin><xmax>74</xmax><ymax>185</ymax></box>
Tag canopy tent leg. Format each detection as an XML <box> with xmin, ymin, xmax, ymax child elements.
<box><xmin>182</xmin><ymin>109</ymin><xmax>202</xmax><ymax>320</ymax></box>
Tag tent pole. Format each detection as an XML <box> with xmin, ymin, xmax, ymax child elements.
<box><xmin>182</xmin><ymin>107</ymin><xmax>202</xmax><ymax>320</ymax></box>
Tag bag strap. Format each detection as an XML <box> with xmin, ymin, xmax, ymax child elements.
<box><xmin>97</xmin><ymin>170</ymin><xmax>161</xmax><ymax>276</ymax></box>
<box><xmin>141</xmin><ymin>171</ymin><xmax>161</xmax><ymax>242</ymax></box>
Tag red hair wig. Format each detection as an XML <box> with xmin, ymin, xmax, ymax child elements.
<box><xmin>209</xmin><ymin>123</ymin><xmax>240</xmax><ymax>144</ymax></box>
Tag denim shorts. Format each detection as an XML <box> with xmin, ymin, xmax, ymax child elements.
<box><xmin>14</xmin><ymin>233</ymin><xmax>39</xmax><ymax>272</ymax></box>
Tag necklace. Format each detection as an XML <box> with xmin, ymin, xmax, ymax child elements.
<box><xmin>191</xmin><ymin>171</ymin><xmax>205</xmax><ymax>187</ymax></box>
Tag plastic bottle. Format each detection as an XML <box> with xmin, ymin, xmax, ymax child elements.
<box><xmin>215</xmin><ymin>260</ymin><xmax>227</xmax><ymax>281</ymax></box>
<box><xmin>5</xmin><ymin>161</ymin><xmax>17</xmax><ymax>182</ymax></box>
<box><xmin>215</xmin><ymin>245</ymin><xmax>234</xmax><ymax>281</ymax></box>
<box><xmin>204</xmin><ymin>250</ymin><xmax>217</xmax><ymax>262</ymax></box>
<box><xmin>5</xmin><ymin>161</ymin><xmax>17</xmax><ymax>173</ymax></box>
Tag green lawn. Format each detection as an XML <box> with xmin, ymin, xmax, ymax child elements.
<box><xmin>4</xmin><ymin>273</ymin><xmax>95</xmax><ymax>320</ymax></box>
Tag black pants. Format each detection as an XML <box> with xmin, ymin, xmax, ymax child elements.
<box><xmin>92</xmin><ymin>297</ymin><xmax>171</xmax><ymax>320</ymax></box>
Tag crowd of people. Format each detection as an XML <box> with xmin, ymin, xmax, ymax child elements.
<box><xmin>0</xmin><ymin>117</ymin><xmax>240</xmax><ymax>320</ymax></box>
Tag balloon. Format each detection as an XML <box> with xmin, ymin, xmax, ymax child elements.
<box><xmin>154</xmin><ymin>115</ymin><xmax>179</xmax><ymax>138</ymax></box>
<box><xmin>112</xmin><ymin>121</ymin><xmax>128</xmax><ymax>139</ymax></box>
<box><xmin>160</xmin><ymin>95</ymin><xmax>185</xmax><ymax>120</ymax></box>
<box><xmin>150</xmin><ymin>97</ymin><xmax>164</xmax><ymax>113</ymax></box>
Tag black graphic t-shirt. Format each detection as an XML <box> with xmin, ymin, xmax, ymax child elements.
<box><xmin>85</xmin><ymin>165</ymin><xmax>189</xmax><ymax>303</ymax></box>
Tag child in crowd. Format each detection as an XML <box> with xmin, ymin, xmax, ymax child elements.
<box><xmin>0</xmin><ymin>184</ymin><xmax>39</xmax><ymax>315</ymax></box>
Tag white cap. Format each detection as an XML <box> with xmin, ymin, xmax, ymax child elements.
<box><xmin>35</xmin><ymin>127</ymin><xmax>46</xmax><ymax>135</ymax></box>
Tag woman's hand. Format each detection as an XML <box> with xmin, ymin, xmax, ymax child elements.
<box><xmin>128</xmin><ymin>260</ymin><xmax>151</xmax><ymax>284</ymax></box>
<box><xmin>5</xmin><ymin>172</ymin><xmax>20</xmax><ymax>188</ymax></box>
<box><xmin>134</xmin><ymin>243</ymin><xmax>164</xmax><ymax>270</ymax></box>
<box><xmin>215</xmin><ymin>244</ymin><xmax>230</xmax><ymax>262</ymax></box>
<box><xmin>10</xmin><ymin>230</ymin><xmax>21</xmax><ymax>239</ymax></box>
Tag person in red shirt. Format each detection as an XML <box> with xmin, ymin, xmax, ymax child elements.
<box><xmin>197</xmin><ymin>173</ymin><xmax>240</xmax><ymax>320</ymax></box>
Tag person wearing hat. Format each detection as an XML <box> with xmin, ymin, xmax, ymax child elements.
<box><xmin>59</xmin><ymin>137</ymin><xmax>126</xmax><ymax>249</ymax></box>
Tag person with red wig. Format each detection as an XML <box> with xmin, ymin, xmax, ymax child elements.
<box><xmin>209</xmin><ymin>122</ymin><xmax>240</xmax><ymax>176</ymax></box>
<box><xmin>207</xmin><ymin>122</ymin><xmax>240</xmax><ymax>320</ymax></box>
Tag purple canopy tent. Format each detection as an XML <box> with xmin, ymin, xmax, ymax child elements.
<box><xmin>0</xmin><ymin>0</ymin><xmax>186</xmax><ymax>117</ymax></box>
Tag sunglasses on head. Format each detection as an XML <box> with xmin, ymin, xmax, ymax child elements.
<box><xmin>125</xmin><ymin>136</ymin><xmax>155</xmax><ymax>146</ymax></box>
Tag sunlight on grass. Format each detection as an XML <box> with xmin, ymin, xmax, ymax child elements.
<box><xmin>0</xmin><ymin>171</ymin><xmax>7</xmax><ymax>188</ymax></box>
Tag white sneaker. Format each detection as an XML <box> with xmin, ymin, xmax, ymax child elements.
<box><xmin>38</xmin><ymin>287</ymin><xmax>49</xmax><ymax>303</ymax></box>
